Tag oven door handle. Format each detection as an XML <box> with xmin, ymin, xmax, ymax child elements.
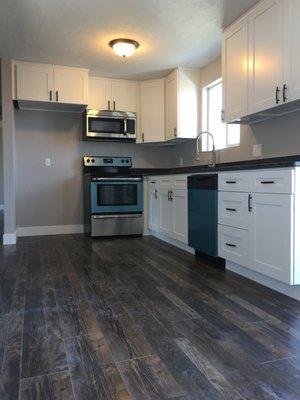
<box><xmin>92</xmin><ymin>177</ymin><xmax>142</xmax><ymax>181</ymax></box>
<box><xmin>92</xmin><ymin>214</ymin><xmax>142</xmax><ymax>219</ymax></box>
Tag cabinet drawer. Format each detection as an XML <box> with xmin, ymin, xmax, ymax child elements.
<box><xmin>218</xmin><ymin>225</ymin><xmax>249</xmax><ymax>266</ymax></box>
<box><xmin>218</xmin><ymin>192</ymin><xmax>250</xmax><ymax>229</ymax></box>
<box><xmin>148</xmin><ymin>177</ymin><xmax>158</xmax><ymax>185</ymax></box>
<box><xmin>218</xmin><ymin>172</ymin><xmax>251</xmax><ymax>192</ymax></box>
<box><xmin>172</xmin><ymin>175</ymin><xmax>187</xmax><ymax>188</ymax></box>
<box><xmin>159</xmin><ymin>176</ymin><xmax>172</xmax><ymax>187</ymax></box>
<box><xmin>251</xmin><ymin>169</ymin><xmax>294</xmax><ymax>194</ymax></box>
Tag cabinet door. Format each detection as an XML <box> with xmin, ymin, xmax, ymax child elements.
<box><xmin>171</xmin><ymin>189</ymin><xmax>188</xmax><ymax>243</ymax></box>
<box><xmin>222</xmin><ymin>16</ymin><xmax>248</xmax><ymax>122</ymax></box>
<box><xmin>111</xmin><ymin>80</ymin><xmax>138</xmax><ymax>112</ymax></box>
<box><xmin>53</xmin><ymin>67</ymin><xmax>89</xmax><ymax>104</ymax></box>
<box><xmin>159</xmin><ymin>188</ymin><xmax>172</xmax><ymax>236</ymax></box>
<box><xmin>248</xmin><ymin>0</ymin><xmax>284</xmax><ymax>114</ymax></box>
<box><xmin>284</xmin><ymin>0</ymin><xmax>300</xmax><ymax>103</ymax></box>
<box><xmin>140</xmin><ymin>79</ymin><xmax>165</xmax><ymax>142</ymax></box>
<box><xmin>250</xmin><ymin>193</ymin><xmax>293</xmax><ymax>284</ymax></box>
<box><xmin>89</xmin><ymin>77</ymin><xmax>112</xmax><ymax>110</ymax></box>
<box><xmin>165</xmin><ymin>70</ymin><xmax>178</xmax><ymax>141</ymax></box>
<box><xmin>16</xmin><ymin>63</ymin><xmax>53</xmax><ymax>101</ymax></box>
<box><xmin>148</xmin><ymin>181</ymin><xmax>160</xmax><ymax>231</ymax></box>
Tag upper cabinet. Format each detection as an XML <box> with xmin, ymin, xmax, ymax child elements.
<box><xmin>165</xmin><ymin>68</ymin><xmax>200</xmax><ymax>140</ymax></box>
<box><xmin>15</xmin><ymin>61</ymin><xmax>89</xmax><ymax>107</ymax></box>
<box><xmin>140</xmin><ymin>79</ymin><xmax>165</xmax><ymax>143</ymax></box>
<box><xmin>89</xmin><ymin>77</ymin><xmax>138</xmax><ymax>112</ymax></box>
<box><xmin>222</xmin><ymin>0</ymin><xmax>300</xmax><ymax>123</ymax></box>
<box><xmin>248</xmin><ymin>0</ymin><xmax>284</xmax><ymax>114</ymax></box>
<box><xmin>222</xmin><ymin>16</ymin><xmax>248</xmax><ymax>122</ymax></box>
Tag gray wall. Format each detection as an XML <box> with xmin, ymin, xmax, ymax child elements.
<box><xmin>15</xmin><ymin>110</ymin><xmax>171</xmax><ymax>227</ymax></box>
<box><xmin>170</xmin><ymin>57</ymin><xmax>300</xmax><ymax>166</ymax></box>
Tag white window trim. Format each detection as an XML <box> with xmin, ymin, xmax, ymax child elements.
<box><xmin>202</xmin><ymin>78</ymin><xmax>240</xmax><ymax>152</ymax></box>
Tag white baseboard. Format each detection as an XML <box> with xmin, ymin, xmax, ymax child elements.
<box><xmin>150</xmin><ymin>230</ymin><xmax>195</xmax><ymax>254</ymax></box>
<box><xmin>3</xmin><ymin>231</ymin><xmax>17</xmax><ymax>245</ymax></box>
<box><xmin>227</xmin><ymin>261</ymin><xmax>300</xmax><ymax>301</ymax></box>
<box><xmin>18</xmin><ymin>224</ymin><xmax>84</xmax><ymax>237</ymax></box>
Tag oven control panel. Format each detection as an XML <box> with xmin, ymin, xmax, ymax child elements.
<box><xmin>83</xmin><ymin>156</ymin><xmax>132</xmax><ymax>168</ymax></box>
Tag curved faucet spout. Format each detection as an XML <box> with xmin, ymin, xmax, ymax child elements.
<box><xmin>196</xmin><ymin>131</ymin><xmax>216</xmax><ymax>168</ymax></box>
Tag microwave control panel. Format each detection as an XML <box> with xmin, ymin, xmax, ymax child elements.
<box><xmin>83</xmin><ymin>156</ymin><xmax>132</xmax><ymax>168</ymax></box>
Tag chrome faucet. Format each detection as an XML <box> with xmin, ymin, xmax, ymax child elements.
<box><xmin>196</xmin><ymin>131</ymin><xmax>216</xmax><ymax>168</ymax></box>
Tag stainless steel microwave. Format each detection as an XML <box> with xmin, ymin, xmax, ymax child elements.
<box><xmin>83</xmin><ymin>109</ymin><xmax>136</xmax><ymax>141</ymax></box>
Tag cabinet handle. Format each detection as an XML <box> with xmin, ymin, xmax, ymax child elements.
<box><xmin>49</xmin><ymin>90</ymin><xmax>52</xmax><ymax>101</ymax></box>
<box><xmin>154</xmin><ymin>189</ymin><xmax>158</xmax><ymax>199</ymax></box>
<box><xmin>226</xmin><ymin>208</ymin><xmax>236</xmax><ymax>212</ymax></box>
<box><xmin>167</xmin><ymin>190</ymin><xmax>170</xmax><ymax>201</ymax></box>
<box><xmin>226</xmin><ymin>243</ymin><xmax>236</xmax><ymax>248</ymax></box>
<box><xmin>56</xmin><ymin>90</ymin><xmax>59</xmax><ymax>102</ymax></box>
<box><xmin>174</xmin><ymin>127</ymin><xmax>177</xmax><ymax>137</ymax></box>
<box><xmin>275</xmin><ymin>86</ymin><xmax>280</xmax><ymax>104</ymax></box>
<box><xmin>225</xmin><ymin>180</ymin><xmax>236</xmax><ymax>184</ymax></box>
<box><xmin>142</xmin><ymin>133</ymin><xmax>145</xmax><ymax>142</ymax></box>
<box><xmin>221</xmin><ymin>109</ymin><xmax>225</xmax><ymax>122</ymax></box>
<box><xmin>113</xmin><ymin>101</ymin><xmax>116</xmax><ymax>111</ymax></box>
<box><xmin>248</xmin><ymin>194</ymin><xmax>252</xmax><ymax>212</ymax></box>
<box><xmin>283</xmin><ymin>84</ymin><xmax>287</xmax><ymax>102</ymax></box>
<box><xmin>108</xmin><ymin>100</ymin><xmax>110</xmax><ymax>110</ymax></box>
<box><xmin>261</xmin><ymin>180</ymin><xmax>274</xmax><ymax>184</ymax></box>
<box><xmin>169</xmin><ymin>190</ymin><xmax>173</xmax><ymax>201</ymax></box>
<box><xmin>150</xmin><ymin>181</ymin><xmax>156</xmax><ymax>184</ymax></box>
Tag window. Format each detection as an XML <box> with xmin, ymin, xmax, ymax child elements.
<box><xmin>202</xmin><ymin>78</ymin><xmax>240</xmax><ymax>151</ymax></box>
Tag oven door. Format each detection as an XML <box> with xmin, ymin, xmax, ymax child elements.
<box><xmin>91</xmin><ymin>177</ymin><xmax>143</xmax><ymax>214</ymax></box>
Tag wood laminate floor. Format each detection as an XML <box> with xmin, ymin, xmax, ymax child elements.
<box><xmin>0</xmin><ymin>234</ymin><xmax>300</xmax><ymax>399</ymax></box>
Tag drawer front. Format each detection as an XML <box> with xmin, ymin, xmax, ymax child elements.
<box><xmin>218</xmin><ymin>192</ymin><xmax>250</xmax><ymax>229</ymax></box>
<box><xmin>218</xmin><ymin>225</ymin><xmax>249</xmax><ymax>266</ymax></box>
<box><xmin>148</xmin><ymin>176</ymin><xmax>158</xmax><ymax>186</ymax></box>
<box><xmin>218</xmin><ymin>172</ymin><xmax>251</xmax><ymax>192</ymax></box>
<box><xmin>159</xmin><ymin>176</ymin><xmax>172</xmax><ymax>187</ymax></box>
<box><xmin>251</xmin><ymin>169</ymin><xmax>294</xmax><ymax>194</ymax></box>
<box><xmin>172</xmin><ymin>175</ymin><xmax>187</xmax><ymax>189</ymax></box>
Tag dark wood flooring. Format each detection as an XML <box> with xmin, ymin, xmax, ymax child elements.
<box><xmin>0</xmin><ymin>234</ymin><xmax>300</xmax><ymax>399</ymax></box>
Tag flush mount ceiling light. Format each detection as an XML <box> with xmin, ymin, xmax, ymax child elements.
<box><xmin>109</xmin><ymin>38</ymin><xmax>139</xmax><ymax>58</ymax></box>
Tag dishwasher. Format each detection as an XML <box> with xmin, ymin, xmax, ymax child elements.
<box><xmin>188</xmin><ymin>174</ymin><xmax>218</xmax><ymax>257</ymax></box>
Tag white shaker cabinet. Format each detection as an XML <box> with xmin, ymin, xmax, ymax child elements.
<box><xmin>165</xmin><ymin>68</ymin><xmax>199</xmax><ymax>140</ymax></box>
<box><xmin>111</xmin><ymin>80</ymin><xmax>138</xmax><ymax>112</ymax></box>
<box><xmin>89</xmin><ymin>77</ymin><xmax>112</xmax><ymax>110</ymax></box>
<box><xmin>218</xmin><ymin>168</ymin><xmax>299</xmax><ymax>285</ymax></box>
<box><xmin>222</xmin><ymin>16</ymin><xmax>248</xmax><ymax>122</ymax></box>
<box><xmin>148</xmin><ymin>179</ymin><xmax>160</xmax><ymax>232</ymax></box>
<box><xmin>250</xmin><ymin>193</ymin><xmax>293</xmax><ymax>283</ymax></box>
<box><xmin>15</xmin><ymin>61</ymin><xmax>89</xmax><ymax>106</ymax></box>
<box><xmin>140</xmin><ymin>79</ymin><xmax>165</xmax><ymax>143</ymax></box>
<box><xmin>53</xmin><ymin>66</ymin><xmax>89</xmax><ymax>105</ymax></box>
<box><xmin>248</xmin><ymin>0</ymin><xmax>284</xmax><ymax>114</ymax></box>
<box><xmin>16</xmin><ymin>63</ymin><xmax>54</xmax><ymax>102</ymax></box>
<box><xmin>148</xmin><ymin>175</ymin><xmax>188</xmax><ymax>245</ymax></box>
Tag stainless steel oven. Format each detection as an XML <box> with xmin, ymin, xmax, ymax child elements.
<box><xmin>83</xmin><ymin>156</ymin><xmax>143</xmax><ymax>237</ymax></box>
<box><xmin>83</xmin><ymin>109</ymin><xmax>136</xmax><ymax>141</ymax></box>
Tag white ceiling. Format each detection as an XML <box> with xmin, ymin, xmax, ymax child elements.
<box><xmin>0</xmin><ymin>0</ymin><xmax>259</xmax><ymax>80</ymax></box>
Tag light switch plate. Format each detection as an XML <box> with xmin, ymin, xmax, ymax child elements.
<box><xmin>253</xmin><ymin>144</ymin><xmax>262</xmax><ymax>157</ymax></box>
<box><xmin>45</xmin><ymin>158</ymin><xmax>51</xmax><ymax>167</ymax></box>
<box><xmin>179</xmin><ymin>157</ymin><xmax>184</xmax><ymax>166</ymax></box>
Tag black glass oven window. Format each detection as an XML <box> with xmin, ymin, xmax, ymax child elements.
<box><xmin>89</xmin><ymin>117</ymin><xmax>124</xmax><ymax>134</ymax></box>
<box><xmin>97</xmin><ymin>184</ymin><xmax>137</xmax><ymax>206</ymax></box>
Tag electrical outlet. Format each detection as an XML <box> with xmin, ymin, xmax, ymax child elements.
<box><xmin>253</xmin><ymin>144</ymin><xmax>262</xmax><ymax>157</ymax></box>
<box><xmin>45</xmin><ymin>158</ymin><xmax>51</xmax><ymax>167</ymax></box>
<box><xmin>179</xmin><ymin>157</ymin><xmax>183</xmax><ymax>166</ymax></box>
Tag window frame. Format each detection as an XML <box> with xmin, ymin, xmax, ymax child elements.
<box><xmin>202</xmin><ymin>78</ymin><xmax>240</xmax><ymax>152</ymax></box>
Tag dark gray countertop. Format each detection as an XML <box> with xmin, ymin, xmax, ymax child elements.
<box><xmin>131</xmin><ymin>155</ymin><xmax>300</xmax><ymax>176</ymax></box>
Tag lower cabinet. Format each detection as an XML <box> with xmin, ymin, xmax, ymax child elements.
<box><xmin>218</xmin><ymin>168</ymin><xmax>297</xmax><ymax>285</ymax></box>
<box><xmin>148</xmin><ymin>176</ymin><xmax>188</xmax><ymax>244</ymax></box>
